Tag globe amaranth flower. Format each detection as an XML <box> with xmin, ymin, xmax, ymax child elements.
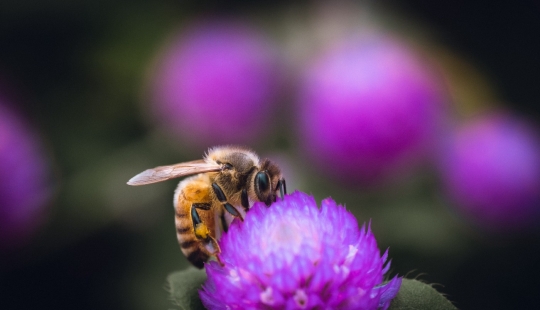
<box><xmin>0</xmin><ymin>100</ymin><xmax>52</xmax><ymax>246</ymax></box>
<box><xmin>200</xmin><ymin>191</ymin><xmax>401</xmax><ymax>309</ymax></box>
<box><xmin>149</xmin><ymin>19</ymin><xmax>282</xmax><ymax>148</ymax></box>
<box><xmin>298</xmin><ymin>34</ymin><xmax>446</xmax><ymax>186</ymax></box>
<box><xmin>438</xmin><ymin>112</ymin><xmax>540</xmax><ymax>231</ymax></box>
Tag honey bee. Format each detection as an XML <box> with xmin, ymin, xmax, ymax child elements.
<box><xmin>127</xmin><ymin>146</ymin><xmax>286</xmax><ymax>268</ymax></box>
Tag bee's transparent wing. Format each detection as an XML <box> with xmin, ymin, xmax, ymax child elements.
<box><xmin>127</xmin><ymin>159</ymin><xmax>222</xmax><ymax>186</ymax></box>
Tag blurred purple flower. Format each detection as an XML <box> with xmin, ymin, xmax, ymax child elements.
<box><xmin>0</xmin><ymin>101</ymin><xmax>51</xmax><ymax>245</ymax></box>
<box><xmin>150</xmin><ymin>19</ymin><xmax>282</xmax><ymax>147</ymax></box>
<box><xmin>439</xmin><ymin>112</ymin><xmax>540</xmax><ymax>231</ymax></box>
<box><xmin>200</xmin><ymin>191</ymin><xmax>401</xmax><ymax>309</ymax></box>
<box><xmin>298</xmin><ymin>36</ymin><xmax>446</xmax><ymax>185</ymax></box>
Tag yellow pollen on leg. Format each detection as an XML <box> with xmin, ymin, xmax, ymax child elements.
<box><xmin>194</xmin><ymin>223</ymin><xmax>210</xmax><ymax>239</ymax></box>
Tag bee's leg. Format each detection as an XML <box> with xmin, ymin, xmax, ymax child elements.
<box><xmin>212</xmin><ymin>183</ymin><xmax>244</xmax><ymax>221</ymax></box>
<box><xmin>201</xmin><ymin>235</ymin><xmax>223</xmax><ymax>267</ymax></box>
<box><xmin>190</xmin><ymin>203</ymin><xmax>212</xmax><ymax>240</ymax></box>
<box><xmin>190</xmin><ymin>203</ymin><xmax>223</xmax><ymax>265</ymax></box>
<box><xmin>220</xmin><ymin>211</ymin><xmax>229</xmax><ymax>233</ymax></box>
<box><xmin>192</xmin><ymin>202</ymin><xmax>211</xmax><ymax>210</ymax></box>
<box><xmin>276</xmin><ymin>178</ymin><xmax>287</xmax><ymax>200</ymax></box>
<box><xmin>241</xmin><ymin>189</ymin><xmax>250</xmax><ymax>212</ymax></box>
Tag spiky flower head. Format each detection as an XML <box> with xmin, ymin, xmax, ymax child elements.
<box><xmin>200</xmin><ymin>191</ymin><xmax>401</xmax><ymax>309</ymax></box>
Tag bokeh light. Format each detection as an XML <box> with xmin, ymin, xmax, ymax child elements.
<box><xmin>297</xmin><ymin>34</ymin><xmax>447</xmax><ymax>185</ymax></box>
<box><xmin>439</xmin><ymin>112</ymin><xmax>540</xmax><ymax>232</ymax></box>
<box><xmin>148</xmin><ymin>18</ymin><xmax>282</xmax><ymax>148</ymax></box>
<box><xmin>0</xmin><ymin>97</ymin><xmax>52</xmax><ymax>246</ymax></box>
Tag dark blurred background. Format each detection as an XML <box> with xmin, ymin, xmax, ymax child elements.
<box><xmin>1</xmin><ymin>1</ymin><xmax>539</xmax><ymax>309</ymax></box>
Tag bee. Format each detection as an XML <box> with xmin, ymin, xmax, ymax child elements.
<box><xmin>127</xmin><ymin>146</ymin><xmax>286</xmax><ymax>268</ymax></box>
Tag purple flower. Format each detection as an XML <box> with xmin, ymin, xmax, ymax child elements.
<box><xmin>149</xmin><ymin>19</ymin><xmax>282</xmax><ymax>147</ymax></box>
<box><xmin>200</xmin><ymin>191</ymin><xmax>401</xmax><ymax>309</ymax></box>
<box><xmin>297</xmin><ymin>35</ymin><xmax>446</xmax><ymax>185</ymax></box>
<box><xmin>439</xmin><ymin>112</ymin><xmax>540</xmax><ymax>231</ymax></box>
<box><xmin>0</xmin><ymin>100</ymin><xmax>52</xmax><ymax>245</ymax></box>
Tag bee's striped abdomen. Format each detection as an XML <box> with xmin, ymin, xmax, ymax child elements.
<box><xmin>174</xmin><ymin>174</ymin><xmax>217</xmax><ymax>269</ymax></box>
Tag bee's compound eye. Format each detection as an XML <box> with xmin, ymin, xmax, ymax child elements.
<box><xmin>256</xmin><ymin>171</ymin><xmax>270</xmax><ymax>192</ymax></box>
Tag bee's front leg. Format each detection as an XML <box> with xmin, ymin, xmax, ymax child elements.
<box><xmin>212</xmin><ymin>183</ymin><xmax>244</xmax><ymax>221</ymax></box>
<box><xmin>240</xmin><ymin>189</ymin><xmax>250</xmax><ymax>212</ymax></box>
<box><xmin>276</xmin><ymin>178</ymin><xmax>287</xmax><ymax>200</ymax></box>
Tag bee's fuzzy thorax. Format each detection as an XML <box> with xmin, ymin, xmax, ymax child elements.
<box><xmin>205</xmin><ymin>145</ymin><xmax>260</xmax><ymax>166</ymax></box>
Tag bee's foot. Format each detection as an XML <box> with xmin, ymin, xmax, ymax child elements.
<box><xmin>215</xmin><ymin>254</ymin><xmax>225</xmax><ymax>267</ymax></box>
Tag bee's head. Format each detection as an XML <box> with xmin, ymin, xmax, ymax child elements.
<box><xmin>212</xmin><ymin>148</ymin><xmax>259</xmax><ymax>195</ymax></box>
<box><xmin>208</xmin><ymin>147</ymin><xmax>285</xmax><ymax>206</ymax></box>
<box><xmin>251</xmin><ymin>159</ymin><xmax>283</xmax><ymax>206</ymax></box>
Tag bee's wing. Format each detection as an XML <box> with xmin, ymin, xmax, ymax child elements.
<box><xmin>127</xmin><ymin>159</ymin><xmax>222</xmax><ymax>186</ymax></box>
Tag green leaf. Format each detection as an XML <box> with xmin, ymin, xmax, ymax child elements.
<box><xmin>167</xmin><ymin>267</ymin><xmax>207</xmax><ymax>310</ymax></box>
<box><xmin>388</xmin><ymin>279</ymin><xmax>457</xmax><ymax>310</ymax></box>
